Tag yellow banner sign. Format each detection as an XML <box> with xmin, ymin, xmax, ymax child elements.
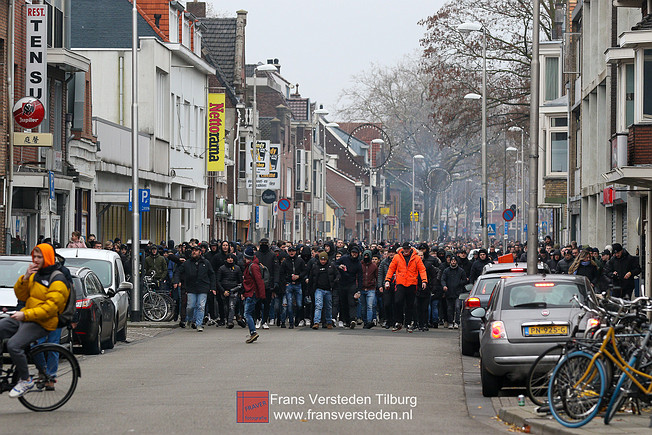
<box><xmin>14</xmin><ymin>132</ymin><xmax>53</xmax><ymax>147</ymax></box>
<box><xmin>207</xmin><ymin>93</ymin><xmax>225</xmax><ymax>172</ymax></box>
<box><xmin>379</xmin><ymin>207</ymin><xmax>390</xmax><ymax>216</ymax></box>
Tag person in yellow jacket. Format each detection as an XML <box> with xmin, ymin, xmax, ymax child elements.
<box><xmin>384</xmin><ymin>242</ymin><xmax>427</xmax><ymax>333</ymax></box>
<box><xmin>0</xmin><ymin>243</ymin><xmax>70</xmax><ymax>398</ymax></box>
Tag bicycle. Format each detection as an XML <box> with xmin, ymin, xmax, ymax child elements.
<box><xmin>142</xmin><ymin>274</ymin><xmax>169</xmax><ymax>322</ymax></box>
<box><xmin>547</xmin><ymin>296</ymin><xmax>652</xmax><ymax>428</ymax></box>
<box><xmin>0</xmin><ymin>316</ymin><xmax>81</xmax><ymax>411</ymax></box>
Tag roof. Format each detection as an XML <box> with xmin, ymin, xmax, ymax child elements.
<box><xmin>71</xmin><ymin>0</ymin><xmax>162</xmax><ymax>49</ymax></box>
<box><xmin>57</xmin><ymin>248</ymin><xmax>122</xmax><ymax>262</ymax></box>
<box><xmin>199</xmin><ymin>17</ymin><xmax>237</xmax><ymax>85</ymax></box>
<box><xmin>330</xmin><ymin>126</ymin><xmax>369</xmax><ymax>157</ymax></box>
<box><xmin>287</xmin><ymin>97</ymin><xmax>311</xmax><ymax>121</ymax></box>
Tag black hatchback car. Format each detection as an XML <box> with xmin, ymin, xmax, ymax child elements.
<box><xmin>68</xmin><ymin>266</ymin><xmax>117</xmax><ymax>354</ymax></box>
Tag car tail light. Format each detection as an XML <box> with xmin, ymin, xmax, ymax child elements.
<box><xmin>76</xmin><ymin>299</ymin><xmax>92</xmax><ymax>309</ymax></box>
<box><xmin>534</xmin><ymin>283</ymin><xmax>555</xmax><ymax>287</ymax></box>
<box><xmin>490</xmin><ymin>321</ymin><xmax>507</xmax><ymax>339</ymax></box>
<box><xmin>465</xmin><ymin>297</ymin><xmax>481</xmax><ymax>309</ymax></box>
<box><xmin>587</xmin><ymin>317</ymin><xmax>600</xmax><ymax>331</ymax></box>
<box><xmin>510</xmin><ymin>268</ymin><xmax>524</xmax><ymax>272</ymax></box>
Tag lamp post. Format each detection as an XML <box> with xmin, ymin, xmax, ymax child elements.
<box><xmin>323</xmin><ymin>121</ymin><xmax>338</xmax><ymax>240</ymax></box>
<box><xmin>370</xmin><ymin>138</ymin><xmax>385</xmax><ymax>244</ymax></box>
<box><xmin>250</xmin><ymin>63</ymin><xmax>277</xmax><ymax>243</ymax></box>
<box><xmin>528</xmin><ymin>0</ymin><xmax>541</xmax><ymax>274</ymax></box>
<box><xmin>459</xmin><ymin>21</ymin><xmax>488</xmax><ymax>249</ymax></box>
<box><xmin>313</xmin><ymin>108</ymin><xmax>328</xmax><ymax>241</ymax></box>
<box><xmin>412</xmin><ymin>154</ymin><xmax>424</xmax><ymax>241</ymax></box>
<box><xmin>454</xmin><ymin>207</ymin><xmax>460</xmax><ymax>240</ymax></box>
<box><xmin>509</xmin><ymin>126</ymin><xmax>525</xmax><ymax>242</ymax></box>
<box><xmin>505</xmin><ymin>144</ymin><xmax>517</xmax><ymax>240</ymax></box>
<box><xmin>130</xmin><ymin>0</ymin><xmax>141</xmax><ymax>321</ymax></box>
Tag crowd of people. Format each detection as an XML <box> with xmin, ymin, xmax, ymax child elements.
<box><xmin>63</xmin><ymin>232</ymin><xmax>643</xmax><ymax>344</ymax></box>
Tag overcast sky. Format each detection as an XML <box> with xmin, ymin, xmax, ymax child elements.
<box><xmin>206</xmin><ymin>0</ymin><xmax>448</xmax><ymax>116</ymax></box>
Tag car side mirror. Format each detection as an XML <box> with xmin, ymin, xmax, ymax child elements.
<box><xmin>458</xmin><ymin>292</ymin><xmax>470</xmax><ymax>300</ymax></box>
<box><xmin>119</xmin><ymin>282</ymin><xmax>133</xmax><ymax>291</ymax></box>
<box><xmin>470</xmin><ymin>307</ymin><xmax>486</xmax><ymax>319</ymax></box>
<box><xmin>464</xmin><ymin>284</ymin><xmax>473</xmax><ymax>292</ymax></box>
<box><xmin>106</xmin><ymin>288</ymin><xmax>116</xmax><ymax>298</ymax></box>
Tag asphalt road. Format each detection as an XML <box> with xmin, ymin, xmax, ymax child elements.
<box><xmin>0</xmin><ymin>325</ymin><xmax>505</xmax><ymax>434</ymax></box>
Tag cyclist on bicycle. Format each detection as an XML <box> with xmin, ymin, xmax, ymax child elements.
<box><xmin>0</xmin><ymin>243</ymin><xmax>71</xmax><ymax>398</ymax></box>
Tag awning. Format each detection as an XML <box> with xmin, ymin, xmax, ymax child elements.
<box><xmin>602</xmin><ymin>166</ymin><xmax>652</xmax><ymax>188</ymax></box>
<box><xmin>95</xmin><ymin>192</ymin><xmax>197</xmax><ymax>209</ymax></box>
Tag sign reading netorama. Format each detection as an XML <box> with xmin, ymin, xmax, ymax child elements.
<box><xmin>207</xmin><ymin>93</ymin><xmax>225</xmax><ymax>172</ymax></box>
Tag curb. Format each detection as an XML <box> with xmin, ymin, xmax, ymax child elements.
<box><xmin>498</xmin><ymin>407</ymin><xmax>595</xmax><ymax>435</ymax></box>
<box><xmin>127</xmin><ymin>321</ymin><xmax>178</xmax><ymax>328</ymax></box>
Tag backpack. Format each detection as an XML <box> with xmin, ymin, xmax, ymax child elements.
<box><xmin>50</xmin><ymin>270</ymin><xmax>75</xmax><ymax>328</ymax></box>
<box><xmin>258</xmin><ymin>263</ymin><xmax>271</xmax><ymax>289</ymax></box>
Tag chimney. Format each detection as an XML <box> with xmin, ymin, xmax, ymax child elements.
<box><xmin>266</xmin><ymin>58</ymin><xmax>281</xmax><ymax>74</ymax></box>
<box><xmin>186</xmin><ymin>1</ymin><xmax>206</xmax><ymax>18</ymax></box>
<box><xmin>154</xmin><ymin>14</ymin><xmax>161</xmax><ymax>28</ymax></box>
<box><xmin>234</xmin><ymin>10</ymin><xmax>248</xmax><ymax>90</ymax></box>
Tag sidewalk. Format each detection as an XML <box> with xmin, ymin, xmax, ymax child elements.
<box><xmin>127</xmin><ymin>320</ymin><xmax>178</xmax><ymax>328</ymax></box>
<box><xmin>494</xmin><ymin>394</ymin><xmax>652</xmax><ymax>434</ymax></box>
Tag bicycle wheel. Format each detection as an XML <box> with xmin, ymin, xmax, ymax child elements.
<box><xmin>161</xmin><ymin>294</ymin><xmax>175</xmax><ymax>322</ymax></box>
<box><xmin>548</xmin><ymin>350</ymin><xmax>606</xmax><ymax>428</ymax></box>
<box><xmin>527</xmin><ymin>344</ymin><xmax>565</xmax><ymax>406</ymax></box>
<box><xmin>603</xmin><ymin>347</ymin><xmax>652</xmax><ymax>424</ymax></box>
<box><xmin>143</xmin><ymin>292</ymin><xmax>168</xmax><ymax>321</ymax></box>
<box><xmin>19</xmin><ymin>343</ymin><xmax>80</xmax><ymax>412</ymax></box>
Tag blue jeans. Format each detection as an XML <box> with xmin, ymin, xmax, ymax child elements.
<box><xmin>359</xmin><ymin>290</ymin><xmax>376</xmax><ymax>324</ymax></box>
<box><xmin>430</xmin><ymin>299</ymin><xmax>440</xmax><ymax>324</ymax></box>
<box><xmin>285</xmin><ymin>283</ymin><xmax>302</xmax><ymax>324</ymax></box>
<box><xmin>313</xmin><ymin>289</ymin><xmax>333</xmax><ymax>325</ymax></box>
<box><xmin>244</xmin><ymin>296</ymin><xmax>258</xmax><ymax>334</ymax></box>
<box><xmin>35</xmin><ymin>328</ymin><xmax>62</xmax><ymax>376</ymax></box>
<box><xmin>186</xmin><ymin>293</ymin><xmax>207</xmax><ymax>327</ymax></box>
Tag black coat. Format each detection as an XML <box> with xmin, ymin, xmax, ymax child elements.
<box><xmin>255</xmin><ymin>248</ymin><xmax>280</xmax><ymax>289</ymax></box>
<box><xmin>173</xmin><ymin>256</ymin><xmax>216</xmax><ymax>294</ymax></box>
<box><xmin>309</xmin><ymin>262</ymin><xmax>339</xmax><ymax>292</ymax></box>
<box><xmin>336</xmin><ymin>254</ymin><xmax>363</xmax><ymax>290</ymax></box>
<box><xmin>605</xmin><ymin>250</ymin><xmax>641</xmax><ymax>295</ymax></box>
<box><xmin>280</xmin><ymin>255</ymin><xmax>307</xmax><ymax>286</ymax></box>
<box><xmin>469</xmin><ymin>257</ymin><xmax>492</xmax><ymax>284</ymax></box>
<box><xmin>216</xmin><ymin>264</ymin><xmax>242</xmax><ymax>292</ymax></box>
<box><xmin>441</xmin><ymin>266</ymin><xmax>467</xmax><ymax>298</ymax></box>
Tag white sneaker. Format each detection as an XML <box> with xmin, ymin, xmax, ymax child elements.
<box><xmin>262</xmin><ymin>322</ymin><xmax>269</xmax><ymax>330</ymax></box>
<box><xmin>453</xmin><ymin>323</ymin><xmax>459</xmax><ymax>329</ymax></box>
<box><xmin>332</xmin><ymin>319</ymin><xmax>337</xmax><ymax>327</ymax></box>
<box><xmin>448</xmin><ymin>324</ymin><xmax>454</xmax><ymax>330</ymax></box>
<box><xmin>305</xmin><ymin>318</ymin><xmax>311</xmax><ymax>326</ymax></box>
<box><xmin>9</xmin><ymin>377</ymin><xmax>34</xmax><ymax>398</ymax></box>
<box><xmin>298</xmin><ymin>320</ymin><xmax>305</xmax><ymax>327</ymax></box>
<box><xmin>338</xmin><ymin>321</ymin><xmax>344</xmax><ymax>328</ymax></box>
<box><xmin>255</xmin><ymin>319</ymin><xmax>262</xmax><ymax>329</ymax></box>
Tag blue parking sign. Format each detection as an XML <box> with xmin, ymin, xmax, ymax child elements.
<box><xmin>129</xmin><ymin>188</ymin><xmax>151</xmax><ymax>212</ymax></box>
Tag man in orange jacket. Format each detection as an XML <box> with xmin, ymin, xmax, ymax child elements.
<box><xmin>384</xmin><ymin>242</ymin><xmax>427</xmax><ymax>332</ymax></box>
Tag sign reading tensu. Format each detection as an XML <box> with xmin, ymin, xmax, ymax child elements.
<box><xmin>26</xmin><ymin>4</ymin><xmax>47</xmax><ymax>113</ymax></box>
<box><xmin>207</xmin><ymin>93</ymin><xmax>225</xmax><ymax>172</ymax></box>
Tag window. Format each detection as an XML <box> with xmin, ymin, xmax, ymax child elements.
<box><xmin>356</xmin><ymin>187</ymin><xmax>362</xmax><ymax>212</ymax></box>
<box><xmin>45</xmin><ymin>1</ymin><xmax>63</xmax><ymax>49</ymax></box>
<box><xmin>238</xmin><ymin>137</ymin><xmax>247</xmax><ymax>179</ymax></box>
<box><xmin>550</xmin><ymin>132</ymin><xmax>568</xmax><ymax>173</ymax></box>
<box><xmin>296</xmin><ymin>149</ymin><xmax>304</xmax><ymax>191</ymax></box>
<box><xmin>644</xmin><ymin>50</ymin><xmax>652</xmax><ymax>118</ymax></box>
<box><xmin>194</xmin><ymin>30</ymin><xmax>202</xmax><ymax>56</ymax></box>
<box><xmin>183</xmin><ymin>101</ymin><xmax>190</xmax><ymax>152</ymax></box>
<box><xmin>169</xmin><ymin>8</ymin><xmax>179</xmax><ymax>43</ymax></box>
<box><xmin>182</xmin><ymin>18</ymin><xmax>190</xmax><ymax>48</ymax></box>
<box><xmin>625</xmin><ymin>63</ymin><xmax>634</xmax><ymax>127</ymax></box>
<box><xmin>545</xmin><ymin>57</ymin><xmax>560</xmax><ymax>101</ymax></box>
<box><xmin>156</xmin><ymin>70</ymin><xmax>167</xmax><ymax>138</ymax></box>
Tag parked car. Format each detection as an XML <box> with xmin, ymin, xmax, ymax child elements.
<box><xmin>460</xmin><ymin>274</ymin><xmax>520</xmax><ymax>356</ymax></box>
<box><xmin>58</xmin><ymin>248</ymin><xmax>131</xmax><ymax>341</ymax></box>
<box><xmin>480</xmin><ymin>262</ymin><xmax>550</xmax><ymax>276</ymax></box>
<box><xmin>0</xmin><ymin>256</ymin><xmax>31</xmax><ymax>311</ymax></box>
<box><xmin>69</xmin><ymin>266</ymin><xmax>117</xmax><ymax>354</ymax></box>
<box><xmin>475</xmin><ymin>274</ymin><xmax>593</xmax><ymax>397</ymax></box>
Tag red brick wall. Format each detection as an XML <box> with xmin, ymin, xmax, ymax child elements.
<box><xmin>327</xmin><ymin>169</ymin><xmax>358</xmax><ymax>236</ymax></box>
<box><xmin>628</xmin><ymin>124</ymin><xmax>652</xmax><ymax>165</ymax></box>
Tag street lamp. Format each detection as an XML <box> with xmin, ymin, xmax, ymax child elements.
<box><xmin>459</xmin><ymin>21</ymin><xmax>488</xmax><ymax>249</ymax></box>
<box><xmin>509</xmin><ymin>126</ymin><xmax>525</xmax><ymax>243</ymax></box>
<box><xmin>312</xmin><ymin>108</ymin><xmax>328</xmax><ymax>242</ymax></box>
<box><xmin>505</xmin><ymin>145</ymin><xmax>517</xmax><ymax>241</ymax></box>
<box><xmin>323</xmin><ymin>122</ymin><xmax>338</xmax><ymax>240</ymax></box>
<box><xmin>369</xmin><ymin>138</ymin><xmax>384</xmax><ymax>244</ymax></box>
<box><xmin>454</xmin><ymin>206</ymin><xmax>460</xmax><ymax>240</ymax></box>
<box><xmin>250</xmin><ymin>63</ymin><xmax>277</xmax><ymax>243</ymax></box>
<box><xmin>412</xmin><ymin>154</ymin><xmax>424</xmax><ymax>241</ymax></box>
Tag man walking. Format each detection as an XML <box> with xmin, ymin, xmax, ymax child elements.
<box><xmin>441</xmin><ymin>256</ymin><xmax>467</xmax><ymax>329</ymax></box>
<box><xmin>309</xmin><ymin>252</ymin><xmax>339</xmax><ymax>329</ymax></box>
<box><xmin>279</xmin><ymin>246</ymin><xmax>306</xmax><ymax>329</ymax></box>
<box><xmin>242</xmin><ymin>246</ymin><xmax>265</xmax><ymax>343</ymax></box>
<box><xmin>336</xmin><ymin>246</ymin><xmax>363</xmax><ymax>329</ymax></box>
<box><xmin>173</xmin><ymin>246</ymin><xmax>215</xmax><ymax>332</ymax></box>
<box><xmin>384</xmin><ymin>242</ymin><xmax>427</xmax><ymax>333</ymax></box>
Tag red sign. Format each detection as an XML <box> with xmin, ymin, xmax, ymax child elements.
<box><xmin>603</xmin><ymin>187</ymin><xmax>614</xmax><ymax>205</ymax></box>
<box><xmin>277</xmin><ymin>198</ymin><xmax>291</xmax><ymax>212</ymax></box>
<box><xmin>502</xmin><ymin>208</ymin><xmax>515</xmax><ymax>222</ymax></box>
<box><xmin>386</xmin><ymin>215</ymin><xmax>398</xmax><ymax>226</ymax></box>
<box><xmin>13</xmin><ymin>97</ymin><xmax>45</xmax><ymax>129</ymax></box>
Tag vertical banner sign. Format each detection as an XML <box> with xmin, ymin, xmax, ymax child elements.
<box><xmin>26</xmin><ymin>4</ymin><xmax>47</xmax><ymax>112</ymax></box>
<box><xmin>207</xmin><ymin>93</ymin><xmax>225</xmax><ymax>172</ymax></box>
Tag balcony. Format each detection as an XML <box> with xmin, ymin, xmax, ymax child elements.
<box><xmin>627</xmin><ymin>124</ymin><xmax>652</xmax><ymax>165</ymax></box>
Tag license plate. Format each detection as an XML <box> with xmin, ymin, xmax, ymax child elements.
<box><xmin>523</xmin><ymin>325</ymin><xmax>568</xmax><ymax>336</ymax></box>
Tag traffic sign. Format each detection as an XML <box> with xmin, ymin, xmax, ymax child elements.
<box><xmin>335</xmin><ymin>207</ymin><xmax>345</xmax><ymax>218</ymax></box>
<box><xmin>410</xmin><ymin>212</ymin><xmax>419</xmax><ymax>222</ymax></box>
<box><xmin>487</xmin><ymin>224</ymin><xmax>496</xmax><ymax>236</ymax></box>
<box><xmin>277</xmin><ymin>198</ymin><xmax>291</xmax><ymax>212</ymax></box>
<box><xmin>129</xmin><ymin>188</ymin><xmax>151</xmax><ymax>212</ymax></box>
<box><xmin>502</xmin><ymin>208</ymin><xmax>515</xmax><ymax>222</ymax></box>
<box><xmin>386</xmin><ymin>215</ymin><xmax>397</xmax><ymax>226</ymax></box>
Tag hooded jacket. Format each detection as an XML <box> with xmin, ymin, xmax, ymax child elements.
<box><xmin>216</xmin><ymin>261</ymin><xmax>243</xmax><ymax>293</ymax></box>
<box><xmin>280</xmin><ymin>254</ymin><xmax>307</xmax><ymax>286</ymax></box>
<box><xmin>144</xmin><ymin>251</ymin><xmax>167</xmax><ymax>281</ymax></box>
<box><xmin>336</xmin><ymin>251</ymin><xmax>363</xmax><ymax>290</ymax></box>
<box><xmin>384</xmin><ymin>247</ymin><xmax>427</xmax><ymax>288</ymax></box>
<box><xmin>469</xmin><ymin>252</ymin><xmax>493</xmax><ymax>284</ymax></box>
<box><xmin>243</xmin><ymin>257</ymin><xmax>266</xmax><ymax>299</ymax></box>
<box><xmin>14</xmin><ymin>243</ymin><xmax>71</xmax><ymax>331</ymax></box>
<box><xmin>173</xmin><ymin>254</ymin><xmax>216</xmax><ymax>294</ymax></box>
<box><xmin>604</xmin><ymin>250</ymin><xmax>641</xmax><ymax>295</ymax></box>
<box><xmin>255</xmin><ymin>244</ymin><xmax>280</xmax><ymax>289</ymax></box>
<box><xmin>360</xmin><ymin>250</ymin><xmax>378</xmax><ymax>290</ymax></box>
<box><xmin>441</xmin><ymin>263</ymin><xmax>467</xmax><ymax>298</ymax></box>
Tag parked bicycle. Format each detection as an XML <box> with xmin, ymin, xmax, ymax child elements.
<box><xmin>142</xmin><ymin>274</ymin><xmax>170</xmax><ymax>322</ymax></box>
